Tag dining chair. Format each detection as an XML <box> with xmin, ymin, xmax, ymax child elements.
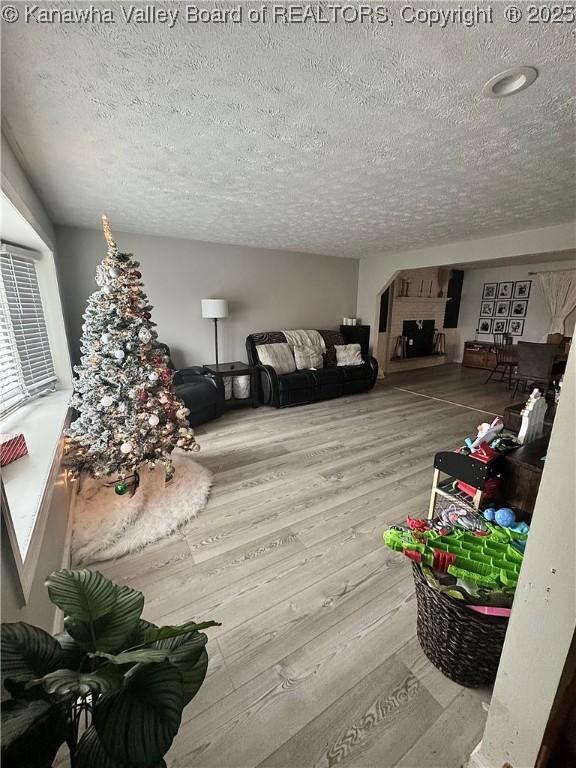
<box><xmin>512</xmin><ymin>342</ymin><xmax>558</xmax><ymax>399</ymax></box>
<box><xmin>486</xmin><ymin>334</ymin><xmax>516</xmax><ymax>385</ymax></box>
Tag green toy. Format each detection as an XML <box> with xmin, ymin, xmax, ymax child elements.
<box><xmin>383</xmin><ymin>527</ymin><xmax>524</xmax><ymax>589</ymax></box>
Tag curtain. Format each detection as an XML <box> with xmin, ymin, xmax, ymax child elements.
<box><xmin>538</xmin><ymin>270</ymin><xmax>576</xmax><ymax>334</ymax></box>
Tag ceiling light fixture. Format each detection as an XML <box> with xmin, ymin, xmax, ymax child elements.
<box><xmin>482</xmin><ymin>66</ymin><xmax>539</xmax><ymax>98</ymax></box>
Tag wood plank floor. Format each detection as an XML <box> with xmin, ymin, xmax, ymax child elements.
<box><xmin>98</xmin><ymin>364</ymin><xmax>512</xmax><ymax>768</ymax></box>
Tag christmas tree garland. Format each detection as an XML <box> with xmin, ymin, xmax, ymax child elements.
<box><xmin>65</xmin><ymin>216</ymin><xmax>199</xmax><ymax>491</ymax></box>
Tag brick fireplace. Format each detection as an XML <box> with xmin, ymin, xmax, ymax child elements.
<box><xmin>380</xmin><ymin>268</ymin><xmax>450</xmax><ymax>374</ymax></box>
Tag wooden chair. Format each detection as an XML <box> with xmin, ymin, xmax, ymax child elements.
<box><xmin>486</xmin><ymin>334</ymin><xmax>516</xmax><ymax>385</ymax></box>
<box><xmin>512</xmin><ymin>342</ymin><xmax>558</xmax><ymax>399</ymax></box>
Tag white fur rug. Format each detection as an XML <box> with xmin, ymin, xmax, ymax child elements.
<box><xmin>71</xmin><ymin>453</ymin><xmax>213</xmax><ymax>566</ymax></box>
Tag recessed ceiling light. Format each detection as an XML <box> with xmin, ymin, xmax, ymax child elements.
<box><xmin>482</xmin><ymin>67</ymin><xmax>539</xmax><ymax>99</ymax></box>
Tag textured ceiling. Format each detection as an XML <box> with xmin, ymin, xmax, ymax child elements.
<box><xmin>2</xmin><ymin>4</ymin><xmax>575</xmax><ymax>257</ymax></box>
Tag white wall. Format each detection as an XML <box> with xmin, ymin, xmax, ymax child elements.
<box><xmin>471</xmin><ymin>347</ymin><xmax>576</xmax><ymax>768</ymax></box>
<box><xmin>356</xmin><ymin>222</ymin><xmax>576</xmax><ymax>351</ymax></box>
<box><xmin>456</xmin><ymin>258</ymin><xmax>576</xmax><ymax>360</ymax></box>
<box><xmin>55</xmin><ymin>226</ymin><xmax>359</xmax><ymax>367</ymax></box>
<box><xmin>1</xmin><ymin>134</ymin><xmax>55</xmax><ymax>250</ymax></box>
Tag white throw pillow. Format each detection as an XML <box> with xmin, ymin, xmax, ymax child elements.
<box><xmin>256</xmin><ymin>343</ymin><xmax>296</xmax><ymax>375</ymax></box>
<box><xmin>293</xmin><ymin>345</ymin><xmax>324</xmax><ymax>370</ymax></box>
<box><xmin>334</xmin><ymin>343</ymin><xmax>363</xmax><ymax>366</ymax></box>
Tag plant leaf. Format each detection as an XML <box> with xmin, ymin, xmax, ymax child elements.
<box><xmin>1</xmin><ymin>699</ymin><xmax>67</xmax><ymax>767</ymax></box>
<box><xmin>1</xmin><ymin>699</ymin><xmax>52</xmax><ymax>745</ymax></box>
<box><xmin>94</xmin><ymin>661</ymin><xmax>185</xmax><ymax>766</ymax></box>
<box><xmin>76</xmin><ymin>726</ymin><xmax>126</xmax><ymax>768</ymax></box>
<box><xmin>55</xmin><ymin>630</ymin><xmax>86</xmax><ymax>669</ymax></box>
<box><xmin>152</xmin><ymin>631</ymin><xmax>208</xmax><ymax>705</ymax></box>
<box><xmin>63</xmin><ymin>581</ymin><xmax>144</xmax><ymax>653</ymax></box>
<box><xmin>46</xmin><ymin>570</ymin><xmax>144</xmax><ymax>652</ymax></box>
<box><xmin>1</xmin><ymin>623</ymin><xmax>64</xmax><ymax>687</ymax></box>
<box><xmin>46</xmin><ymin>571</ymin><xmax>144</xmax><ymax>653</ymax></box>
<box><xmin>142</xmin><ymin>620</ymin><xmax>220</xmax><ymax>644</ymax></box>
<box><xmin>124</xmin><ymin>618</ymin><xmax>157</xmax><ymax>648</ymax></box>
<box><xmin>46</xmin><ymin>570</ymin><xmax>120</xmax><ymax>623</ymax></box>
<box><xmin>31</xmin><ymin>665</ymin><xmax>123</xmax><ymax>698</ymax></box>
<box><xmin>94</xmin><ymin>648</ymin><xmax>172</xmax><ymax>665</ymax></box>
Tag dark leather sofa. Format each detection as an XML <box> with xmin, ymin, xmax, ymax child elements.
<box><xmin>155</xmin><ymin>344</ymin><xmax>225</xmax><ymax>427</ymax></box>
<box><xmin>246</xmin><ymin>330</ymin><xmax>378</xmax><ymax>408</ymax></box>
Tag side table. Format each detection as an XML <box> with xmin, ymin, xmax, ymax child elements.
<box><xmin>203</xmin><ymin>361</ymin><xmax>259</xmax><ymax>410</ymax></box>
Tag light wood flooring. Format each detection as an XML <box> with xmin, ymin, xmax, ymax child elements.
<box><xmin>99</xmin><ymin>364</ymin><xmax>512</xmax><ymax>768</ymax></box>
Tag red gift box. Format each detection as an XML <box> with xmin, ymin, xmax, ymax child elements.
<box><xmin>0</xmin><ymin>433</ymin><xmax>28</xmax><ymax>467</ymax></box>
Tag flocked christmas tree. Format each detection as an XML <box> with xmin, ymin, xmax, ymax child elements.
<box><xmin>66</xmin><ymin>216</ymin><xmax>199</xmax><ymax>493</ymax></box>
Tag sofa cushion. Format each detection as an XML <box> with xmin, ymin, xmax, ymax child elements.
<box><xmin>256</xmin><ymin>342</ymin><xmax>296</xmax><ymax>374</ymax></box>
<box><xmin>278</xmin><ymin>371</ymin><xmax>316</xmax><ymax>392</ymax></box>
<box><xmin>335</xmin><ymin>343</ymin><xmax>363</xmax><ymax>366</ymax></box>
<box><xmin>340</xmin><ymin>362</ymin><xmax>371</xmax><ymax>381</ymax></box>
<box><xmin>294</xmin><ymin>344</ymin><xmax>323</xmax><ymax>370</ymax></box>
<box><xmin>322</xmin><ymin>347</ymin><xmax>337</xmax><ymax>367</ymax></box>
<box><xmin>313</xmin><ymin>367</ymin><xmax>344</xmax><ymax>384</ymax></box>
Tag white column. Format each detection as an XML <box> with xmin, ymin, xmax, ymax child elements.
<box><xmin>470</xmin><ymin>349</ymin><xmax>576</xmax><ymax>768</ymax></box>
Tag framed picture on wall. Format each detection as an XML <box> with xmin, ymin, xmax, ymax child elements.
<box><xmin>493</xmin><ymin>319</ymin><xmax>508</xmax><ymax>334</ymax></box>
<box><xmin>495</xmin><ymin>300</ymin><xmax>511</xmax><ymax>317</ymax></box>
<box><xmin>497</xmin><ymin>282</ymin><xmax>514</xmax><ymax>299</ymax></box>
<box><xmin>480</xmin><ymin>301</ymin><xmax>495</xmax><ymax>317</ymax></box>
<box><xmin>508</xmin><ymin>318</ymin><xmax>525</xmax><ymax>336</ymax></box>
<box><xmin>478</xmin><ymin>318</ymin><xmax>493</xmax><ymax>334</ymax></box>
<box><xmin>511</xmin><ymin>300</ymin><xmax>528</xmax><ymax>318</ymax></box>
<box><xmin>514</xmin><ymin>280</ymin><xmax>531</xmax><ymax>299</ymax></box>
<box><xmin>483</xmin><ymin>283</ymin><xmax>497</xmax><ymax>299</ymax></box>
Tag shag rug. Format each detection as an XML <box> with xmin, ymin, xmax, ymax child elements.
<box><xmin>71</xmin><ymin>453</ymin><xmax>213</xmax><ymax>566</ymax></box>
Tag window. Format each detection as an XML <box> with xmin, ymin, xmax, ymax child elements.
<box><xmin>0</xmin><ymin>244</ymin><xmax>56</xmax><ymax>416</ymax></box>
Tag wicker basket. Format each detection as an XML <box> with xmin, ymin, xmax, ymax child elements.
<box><xmin>412</xmin><ymin>563</ymin><xmax>508</xmax><ymax>687</ymax></box>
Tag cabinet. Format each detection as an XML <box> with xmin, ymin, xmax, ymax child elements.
<box><xmin>462</xmin><ymin>341</ymin><xmax>497</xmax><ymax>370</ymax></box>
<box><xmin>339</xmin><ymin>325</ymin><xmax>370</xmax><ymax>356</ymax></box>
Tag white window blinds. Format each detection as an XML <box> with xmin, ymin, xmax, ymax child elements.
<box><xmin>0</xmin><ymin>245</ymin><xmax>56</xmax><ymax>416</ymax></box>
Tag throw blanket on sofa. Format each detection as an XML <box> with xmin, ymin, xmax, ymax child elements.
<box><xmin>282</xmin><ymin>329</ymin><xmax>326</xmax><ymax>352</ymax></box>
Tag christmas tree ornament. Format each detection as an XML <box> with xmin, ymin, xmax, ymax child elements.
<box><xmin>64</xmin><ymin>215</ymin><xmax>199</xmax><ymax>491</ymax></box>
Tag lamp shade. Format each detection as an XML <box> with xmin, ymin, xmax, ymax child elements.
<box><xmin>201</xmin><ymin>299</ymin><xmax>229</xmax><ymax>319</ymax></box>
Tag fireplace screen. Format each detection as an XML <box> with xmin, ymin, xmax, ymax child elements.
<box><xmin>402</xmin><ymin>320</ymin><xmax>435</xmax><ymax>357</ymax></box>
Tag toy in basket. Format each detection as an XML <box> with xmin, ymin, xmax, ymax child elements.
<box><xmin>383</xmin><ymin>511</ymin><xmax>527</xmax><ymax>687</ymax></box>
<box><xmin>384</xmin><ymin>525</ymin><xmax>524</xmax><ymax>590</ymax></box>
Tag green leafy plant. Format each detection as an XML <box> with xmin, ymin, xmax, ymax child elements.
<box><xmin>1</xmin><ymin>569</ymin><xmax>220</xmax><ymax>768</ymax></box>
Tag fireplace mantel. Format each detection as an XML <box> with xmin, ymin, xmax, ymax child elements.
<box><xmin>394</xmin><ymin>297</ymin><xmax>450</xmax><ymax>304</ymax></box>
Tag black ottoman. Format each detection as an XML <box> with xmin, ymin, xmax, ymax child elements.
<box><xmin>173</xmin><ymin>367</ymin><xmax>225</xmax><ymax>427</ymax></box>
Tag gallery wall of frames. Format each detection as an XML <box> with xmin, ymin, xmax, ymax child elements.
<box><xmin>477</xmin><ymin>280</ymin><xmax>531</xmax><ymax>337</ymax></box>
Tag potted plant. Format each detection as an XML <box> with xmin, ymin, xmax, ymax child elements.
<box><xmin>1</xmin><ymin>568</ymin><xmax>219</xmax><ymax>767</ymax></box>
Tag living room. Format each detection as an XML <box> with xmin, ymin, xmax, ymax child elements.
<box><xmin>1</xmin><ymin>6</ymin><xmax>575</xmax><ymax>768</ymax></box>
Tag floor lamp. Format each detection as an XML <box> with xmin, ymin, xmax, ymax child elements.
<box><xmin>201</xmin><ymin>299</ymin><xmax>229</xmax><ymax>366</ymax></box>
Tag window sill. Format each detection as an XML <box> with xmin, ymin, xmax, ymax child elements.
<box><xmin>1</xmin><ymin>389</ymin><xmax>72</xmax><ymax>595</ymax></box>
